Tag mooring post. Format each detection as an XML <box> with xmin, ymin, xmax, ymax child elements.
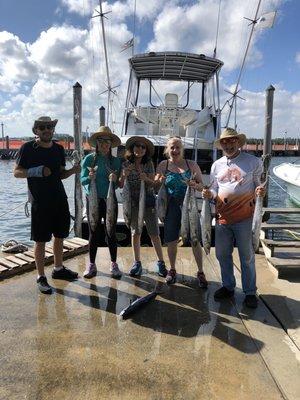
<box><xmin>99</xmin><ymin>106</ymin><xmax>105</xmax><ymax>126</ymax></box>
<box><xmin>263</xmin><ymin>84</ymin><xmax>275</xmax><ymax>220</ymax></box>
<box><xmin>5</xmin><ymin>135</ymin><xmax>9</xmax><ymax>150</ymax></box>
<box><xmin>73</xmin><ymin>82</ymin><xmax>83</xmax><ymax>237</ymax></box>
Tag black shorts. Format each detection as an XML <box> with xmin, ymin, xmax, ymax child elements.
<box><xmin>31</xmin><ymin>198</ymin><xmax>70</xmax><ymax>242</ymax></box>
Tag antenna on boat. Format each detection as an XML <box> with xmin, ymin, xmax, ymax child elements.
<box><xmin>213</xmin><ymin>0</ymin><xmax>222</xmax><ymax>58</ymax></box>
<box><xmin>225</xmin><ymin>0</ymin><xmax>263</xmax><ymax>127</ymax></box>
<box><xmin>92</xmin><ymin>0</ymin><xmax>115</xmax><ymax>127</ymax></box>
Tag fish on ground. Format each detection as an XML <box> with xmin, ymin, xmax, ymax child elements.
<box><xmin>87</xmin><ymin>166</ymin><xmax>99</xmax><ymax>232</ymax></box>
<box><xmin>106</xmin><ymin>179</ymin><xmax>118</xmax><ymax>237</ymax></box>
<box><xmin>138</xmin><ymin>180</ymin><xmax>145</xmax><ymax>233</ymax></box>
<box><xmin>120</xmin><ymin>291</ymin><xmax>158</xmax><ymax>319</ymax></box>
<box><xmin>122</xmin><ymin>177</ymin><xmax>131</xmax><ymax>229</ymax></box>
<box><xmin>157</xmin><ymin>183</ymin><xmax>168</xmax><ymax>223</ymax></box>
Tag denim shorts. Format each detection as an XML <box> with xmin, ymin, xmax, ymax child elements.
<box><xmin>130</xmin><ymin>205</ymin><xmax>159</xmax><ymax>236</ymax></box>
<box><xmin>164</xmin><ymin>196</ymin><xmax>183</xmax><ymax>243</ymax></box>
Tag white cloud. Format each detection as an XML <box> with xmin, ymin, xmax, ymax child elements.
<box><xmin>296</xmin><ymin>52</ymin><xmax>300</xmax><ymax>64</ymax></box>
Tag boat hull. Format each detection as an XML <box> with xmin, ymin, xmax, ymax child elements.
<box><xmin>273</xmin><ymin>163</ymin><xmax>300</xmax><ymax>206</ymax></box>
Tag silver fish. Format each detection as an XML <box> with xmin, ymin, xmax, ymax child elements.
<box><xmin>87</xmin><ymin>166</ymin><xmax>99</xmax><ymax>232</ymax></box>
<box><xmin>181</xmin><ymin>186</ymin><xmax>190</xmax><ymax>242</ymax></box>
<box><xmin>189</xmin><ymin>188</ymin><xmax>200</xmax><ymax>247</ymax></box>
<box><xmin>106</xmin><ymin>179</ymin><xmax>118</xmax><ymax>237</ymax></box>
<box><xmin>138</xmin><ymin>180</ymin><xmax>146</xmax><ymax>233</ymax></box>
<box><xmin>157</xmin><ymin>183</ymin><xmax>168</xmax><ymax>223</ymax></box>
<box><xmin>252</xmin><ymin>180</ymin><xmax>267</xmax><ymax>252</ymax></box>
<box><xmin>122</xmin><ymin>177</ymin><xmax>131</xmax><ymax>229</ymax></box>
<box><xmin>200</xmin><ymin>197</ymin><xmax>212</xmax><ymax>255</ymax></box>
<box><xmin>120</xmin><ymin>291</ymin><xmax>157</xmax><ymax>319</ymax></box>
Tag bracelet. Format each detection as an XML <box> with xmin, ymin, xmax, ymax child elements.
<box><xmin>27</xmin><ymin>166</ymin><xmax>44</xmax><ymax>178</ymax></box>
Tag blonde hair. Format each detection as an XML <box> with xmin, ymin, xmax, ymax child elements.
<box><xmin>164</xmin><ymin>136</ymin><xmax>184</xmax><ymax>159</ymax></box>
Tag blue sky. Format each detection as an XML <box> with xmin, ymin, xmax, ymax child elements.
<box><xmin>0</xmin><ymin>0</ymin><xmax>299</xmax><ymax>138</ymax></box>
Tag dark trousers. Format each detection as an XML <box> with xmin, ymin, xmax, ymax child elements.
<box><xmin>86</xmin><ymin>197</ymin><xmax>117</xmax><ymax>263</ymax></box>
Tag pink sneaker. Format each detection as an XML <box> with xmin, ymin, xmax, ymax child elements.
<box><xmin>83</xmin><ymin>263</ymin><xmax>97</xmax><ymax>279</ymax></box>
<box><xmin>197</xmin><ymin>271</ymin><xmax>208</xmax><ymax>289</ymax></box>
<box><xmin>165</xmin><ymin>269</ymin><xmax>177</xmax><ymax>285</ymax></box>
<box><xmin>110</xmin><ymin>262</ymin><xmax>122</xmax><ymax>279</ymax></box>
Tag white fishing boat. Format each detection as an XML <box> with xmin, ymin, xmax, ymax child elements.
<box><xmin>273</xmin><ymin>163</ymin><xmax>300</xmax><ymax>206</ymax></box>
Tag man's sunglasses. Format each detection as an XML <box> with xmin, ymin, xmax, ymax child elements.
<box><xmin>134</xmin><ymin>143</ymin><xmax>146</xmax><ymax>149</ymax></box>
<box><xmin>37</xmin><ymin>125</ymin><xmax>54</xmax><ymax>131</ymax></box>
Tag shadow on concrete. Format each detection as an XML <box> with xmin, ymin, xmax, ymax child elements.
<box><xmin>54</xmin><ymin>272</ymin><xmax>265</xmax><ymax>354</ymax></box>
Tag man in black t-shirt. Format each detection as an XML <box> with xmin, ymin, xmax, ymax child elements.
<box><xmin>14</xmin><ymin>116</ymin><xmax>81</xmax><ymax>294</ymax></box>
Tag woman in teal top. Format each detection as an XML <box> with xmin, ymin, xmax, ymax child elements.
<box><xmin>81</xmin><ymin>126</ymin><xmax>121</xmax><ymax>279</ymax></box>
<box><xmin>156</xmin><ymin>136</ymin><xmax>208</xmax><ymax>287</ymax></box>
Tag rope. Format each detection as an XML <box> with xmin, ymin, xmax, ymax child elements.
<box><xmin>0</xmin><ymin>202</ymin><xmax>25</xmax><ymax>219</ymax></box>
<box><xmin>268</xmin><ymin>174</ymin><xmax>300</xmax><ymax>204</ymax></box>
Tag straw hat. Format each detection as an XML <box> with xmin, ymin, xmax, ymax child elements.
<box><xmin>32</xmin><ymin>116</ymin><xmax>58</xmax><ymax>133</ymax></box>
<box><xmin>125</xmin><ymin>136</ymin><xmax>155</xmax><ymax>156</ymax></box>
<box><xmin>89</xmin><ymin>126</ymin><xmax>121</xmax><ymax>148</ymax></box>
<box><xmin>214</xmin><ymin>127</ymin><xmax>246</xmax><ymax>149</ymax></box>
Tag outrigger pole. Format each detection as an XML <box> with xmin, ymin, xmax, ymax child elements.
<box><xmin>225</xmin><ymin>0</ymin><xmax>262</xmax><ymax>127</ymax></box>
<box><xmin>92</xmin><ymin>0</ymin><xmax>118</xmax><ymax>127</ymax></box>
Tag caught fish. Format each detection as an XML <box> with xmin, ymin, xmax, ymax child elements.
<box><xmin>181</xmin><ymin>186</ymin><xmax>190</xmax><ymax>242</ymax></box>
<box><xmin>200</xmin><ymin>196</ymin><xmax>212</xmax><ymax>255</ymax></box>
<box><xmin>252</xmin><ymin>154</ymin><xmax>270</xmax><ymax>252</ymax></box>
<box><xmin>122</xmin><ymin>177</ymin><xmax>131</xmax><ymax>229</ymax></box>
<box><xmin>87</xmin><ymin>166</ymin><xmax>99</xmax><ymax>232</ymax></box>
<box><xmin>120</xmin><ymin>291</ymin><xmax>157</xmax><ymax>319</ymax></box>
<box><xmin>106</xmin><ymin>179</ymin><xmax>118</xmax><ymax>237</ymax></box>
<box><xmin>138</xmin><ymin>180</ymin><xmax>145</xmax><ymax>233</ymax></box>
<box><xmin>252</xmin><ymin>179</ymin><xmax>268</xmax><ymax>252</ymax></box>
<box><xmin>189</xmin><ymin>188</ymin><xmax>200</xmax><ymax>247</ymax></box>
<box><xmin>157</xmin><ymin>183</ymin><xmax>168</xmax><ymax>223</ymax></box>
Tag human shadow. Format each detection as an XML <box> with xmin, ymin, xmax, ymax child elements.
<box><xmin>56</xmin><ymin>274</ymin><xmax>265</xmax><ymax>354</ymax></box>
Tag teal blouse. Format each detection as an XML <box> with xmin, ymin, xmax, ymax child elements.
<box><xmin>81</xmin><ymin>153</ymin><xmax>121</xmax><ymax>198</ymax></box>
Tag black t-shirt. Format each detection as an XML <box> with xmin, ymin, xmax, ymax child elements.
<box><xmin>16</xmin><ymin>140</ymin><xmax>67</xmax><ymax>205</ymax></box>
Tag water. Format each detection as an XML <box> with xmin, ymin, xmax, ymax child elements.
<box><xmin>0</xmin><ymin>160</ymin><xmax>75</xmax><ymax>246</ymax></box>
<box><xmin>0</xmin><ymin>157</ymin><xmax>299</xmax><ymax>246</ymax></box>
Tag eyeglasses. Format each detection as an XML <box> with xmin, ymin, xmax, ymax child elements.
<box><xmin>97</xmin><ymin>138</ymin><xmax>112</xmax><ymax>144</ymax></box>
<box><xmin>134</xmin><ymin>143</ymin><xmax>146</xmax><ymax>149</ymax></box>
<box><xmin>37</xmin><ymin>125</ymin><xmax>54</xmax><ymax>131</ymax></box>
<box><xmin>220</xmin><ymin>137</ymin><xmax>238</xmax><ymax>145</ymax></box>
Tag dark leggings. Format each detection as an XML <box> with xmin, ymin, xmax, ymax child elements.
<box><xmin>86</xmin><ymin>197</ymin><xmax>117</xmax><ymax>263</ymax></box>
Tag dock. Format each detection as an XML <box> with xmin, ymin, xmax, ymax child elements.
<box><xmin>0</xmin><ymin>246</ymin><xmax>299</xmax><ymax>400</ymax></box>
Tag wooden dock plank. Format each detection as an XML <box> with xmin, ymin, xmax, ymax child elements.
<box><xmin>14</xmin><ymin>253</ymin><xmax>35</xmax><ymax>262</ymax></box>
<box><xmin>69</xmin><ymin>237</ymin><xmax>89</xmax><ymax>246</ymax></box>
<box><xmin>261</xmin><ymin>239</ymin><xmax>300</xmax><ymax>248</ymax></box>
<box><xmin>268</xmin><ymin>257</ymin><xmax>300</xmax><ymax>267</ymax></box>
<box><xmin>263</xmin><ymin>207</ymin><xmax>300</xmax><ymax>214</ymax></box>
<box><xmin>5</xmin><ymin>256</ymin><xmax>29</xmax><ymax>266</ymax></box>
<box><xmin>261</xmin><ymin>223</ymin><xmax>300</xmax><ymax>230</ymax></box>
<box><xmin>0</xmin><ymin>257</ymin><xmax>19</xmax><ymax>269</ymax></box>
<box><xmin>63</xmin><ymin>241</ymin><xmax>81</xmax><ymax>249</ymax></box>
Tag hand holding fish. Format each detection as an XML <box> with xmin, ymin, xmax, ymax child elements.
<box><xmin>255</xmin><ymin>185</ymin><xmax>266</xmax><ymax>197</ymax></box>
<box><xmin>156</xmin><ymin>174</ymin><xmax>166</xmax><ymax>184</ymax></box>
<box><xmin>202</xmin><ymin>188</ymin><xmax>213</xmax><ymax>200</ymax></box>
<box><xmin>88</xmin><ymin>166</ymin><xmax>98</xmax><ymax>178</ymax></box>
<box><xmin>109</xmin><ymin>172</ymin><xmax>117</xmax><ymax>182</ymax></box>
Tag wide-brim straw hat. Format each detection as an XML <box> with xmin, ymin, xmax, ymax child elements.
<box><xmin>214</xmin><ymin>127</ymin><xmax>246</xmax><ymax>149</ymax></box>
<box><xmin>125</xmin><ymin>136</ymin><xmax>155</xmax><ymax>156</ymax></box>
<box><xmin>32</xmin><ymin>116</ymin><xmax>58</xmax><ymax>133</ymax></box>
<box><xmin>89</xmin><ymin>126</ymin><xmax>121</xmax><ymax>148</ymax></box>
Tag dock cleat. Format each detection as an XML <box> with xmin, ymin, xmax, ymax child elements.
<box><xmin>157</xmin><ymin>260</ymin><xmax>168</xmax><ymax>277</ymax></box>
<box><xmin>129</xmin><ymin>261</ymin><xmax>142</xmax><ymax>277</ymax></box>
<box><xmin>83</xmin><ymin>262</ymin><xmax>97</xmax><ymax>279</ymax></box>
<box><xmin>197</xmin><ymin>271</ymin><xmax>208</xmax><ymax>289</ymax></box>
<box><xmin>52</xmin><ymin>266</ymin><xmax>78</xmax><ymax>280</ymax></box>
<box><xmin>37</xmin><ymin>276</ymin><xmax>52</xmax><ymax>294</ymax></box>
<box><xmin>165</xmin><ymin>269</ymin><xmax>177</xmax><ymax>285</ymax></box>
<box><xmin>110</xmin><ymin>262</ymin><xmax>122</xmax><ymax>279</ymax></box>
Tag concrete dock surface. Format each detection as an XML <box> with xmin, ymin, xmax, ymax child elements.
<box><xmin>1</xmin><ymin>247</ymin><xmax>299</xmax><ymax>400</ymax></box>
